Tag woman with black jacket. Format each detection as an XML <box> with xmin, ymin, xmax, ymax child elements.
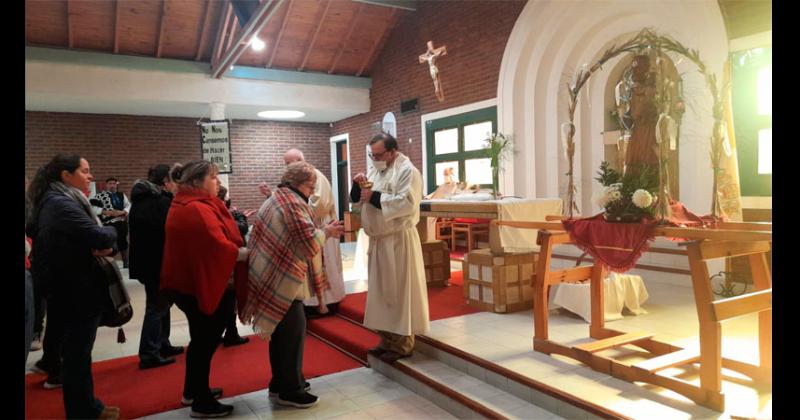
<box><xmin>129</xmin><ymin>164</ymin><xmax>185</xmax><ymax>369</ymax></box>
<box><xmin>27</xmin><ymin>154</ymin><xmax>120</xmax><ymax>420</ymax></box>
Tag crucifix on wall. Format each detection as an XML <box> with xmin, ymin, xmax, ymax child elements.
<box><xmin>418</xmin><ymin>41</ymin><xmax>447</xmax><ymax>102</ymax></box>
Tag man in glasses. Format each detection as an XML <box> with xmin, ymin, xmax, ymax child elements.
<box><xmin>350</xmin><ymin>133</ymin><xmax>430</xmax><ymax>363</ymax></box>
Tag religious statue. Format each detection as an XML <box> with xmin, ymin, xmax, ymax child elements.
<box><xmin>419</xmin><ymin>41</ymin><xmax>447</xmax><ymax>102</ymax></box>
<box><xmin>624</xmin><ymin>51</ymin><xmax>682</xmax><ymax>198</ymax></box>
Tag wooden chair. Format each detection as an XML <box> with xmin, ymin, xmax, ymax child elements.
<box><xmin>451</xmin><ymin>218</ymin><xmax>490</xmax><ymax>252</ymax></box>
<box><xmin>434</xmin><ymin>218</ymin><xmax>453</xmax><ymax>249</ymax></box>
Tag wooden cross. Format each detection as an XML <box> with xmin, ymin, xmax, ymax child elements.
<box><xmin>419</xmin><ymin>41</ymin><xmax>447</xmax><ymax>102</ymax></box>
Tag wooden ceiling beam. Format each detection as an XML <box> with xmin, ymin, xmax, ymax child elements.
<box><xmin>267</xmin><ymin>0</ymin><xmax>293</xmax><ymax>69</ymax></box>
<box><xmin>212</xmin><ymin>0</ymin><xmax>286</xmax><ymax>79</ymax></box>
<box><xmin>298</xmin><ymin>0</ymin><xmax>331</xmax><ymax>71</ymax></box>
<box><xmin>113</xmin><ymin>0</ymin><xmax>121</xmax><ymax>53</ymax></box>
<box><xmin>328</xmin><ymin>3</ymin><xmax>364</xmax><ymax>74</ymax></box>
<box><xmin>155</xmin><ymin>0</ymin><xmax>169</xmax><ymax>58</ymax></box>
<box><xmin>194</xmin><ymin>0</ymin><xmax>214</xmax><ymax>61</ymax></box>
<box><xmin>225</xmin><ymin>15</ymin><xmax>239</xmax><ymax>53</ymax></box>
<box><xmin>211</xmin><ymin>0</ymin><xmax>233</xmax><ymax>68</ymax></box>
<box><xmin>66</xmin><ymin>0</ymin><xmax>74</xmax><ymax>48</ymax></box>
<box><xmin>356</xmin><ymin>8</ymin><xmax>396</xmax><ymax>76</ymax></box>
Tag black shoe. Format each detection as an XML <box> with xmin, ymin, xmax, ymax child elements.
<box><xmin>138</xmin><ymin>356</ymin><xmax>175</xmax><ymax>370</ymax></box>
<box><xmin>367</xmin><ymin>347</ymin><xmax>386</xmax><ymax>357</ymax></box>
<box><xmin>43</xmin><ymin>374</ymin><xmax>62</xmax><ymax>389</ymax></box>
<box><xmin>30</xmin><ymin>359</ymin><xmax>49</xmax><ymax>375</ymax></box>
<box><xmin>222</xmin><ymin>335</ymin><xmax>249</xmax><ymax>347</ymax></box>
<box><xmin>182</xmin><ymin>388</ymin><xmax>223</xmax><ymax>406</ymax></box>
<box><xmin>268</xmin><ymin>381</ymin><xmax>311</xmax><ymax>400</ymax></box>
<box><xmin>276</xmin><ymin>391</ymin><xmax>318</xmax><ymax>409</ymax></box>
<box><xmin>160</xmin><ymin>345</ymin><xmax>184</xmax><ymax>357</ymax></box>
<box><xmin>190</xmin><ymin>399</ymin><xmax>233</xmax><ymax>418</ymax></box>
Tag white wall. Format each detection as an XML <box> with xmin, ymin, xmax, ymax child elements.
<box><xmin>497</xmin><ymin>0</ymin><xmax>729</xmax><ymax>217</ymax></box>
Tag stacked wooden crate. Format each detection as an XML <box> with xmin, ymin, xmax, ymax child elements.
<box><xmin>462</xmin><ymin>249</ymin><xmax>537</xmax><ymax>313</ymax></box>
<box><xmin>421</xmin><ymin>240</ymin><xmax>450</xmax><ymax>287</ymax></box>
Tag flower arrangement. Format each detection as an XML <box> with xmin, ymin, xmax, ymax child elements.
<box><xmin>484</xmin><ymin>133</ymin><xmax>514</xmax><ymax>198</ymax></box>
<box><xmin>594</xmin><ymin>161</ymin><xmax>658</xmax><ymax>222</ymax></box>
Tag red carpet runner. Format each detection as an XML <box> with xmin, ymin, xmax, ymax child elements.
<box><xmin>26</xmin><ymin>272</ymin><xmax>478</xmax><ymax>419</ymax></box>
<box><xmin>307</xmin><ymin>271</ymin><xmax>480</xmax><ymax>362</ymax></box>
<box><xmin>25</xmin><ymin>335</ymin><xmax>361</xmax><ymax>420</ymax></box>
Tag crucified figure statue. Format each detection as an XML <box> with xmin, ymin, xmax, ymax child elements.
<box><xmin>419</xmin><ymin>41</ymin><xmax>447</xmax><ymax>102</ymax></box>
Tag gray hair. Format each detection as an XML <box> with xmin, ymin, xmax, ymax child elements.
<box><xmin>281</xmin><ymin>161</ymin><xmax>316</xmax><ymax>188</ymax></box>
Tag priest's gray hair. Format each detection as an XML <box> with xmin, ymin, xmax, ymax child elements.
<box><xmin>369</xmin><ymin>132</ymin><xmax>398</xmax><ymax>151</ymax></box>
<box><xmin>281</xmin><ymin>161</ymin><xmax>316</xmax><ymax>187</ymax></box>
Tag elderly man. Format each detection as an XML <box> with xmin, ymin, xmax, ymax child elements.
<box><xmin>280</xmin><ymin>149</ymin><xmax>346</xmax><ymax>316</ymax></box>
<box><xmin>350</xmin><ymin>133</ymin><xmax>430</xmax><ymax>363</ymax></box>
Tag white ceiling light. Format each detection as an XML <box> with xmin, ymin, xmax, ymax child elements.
<box><xmin>258</xmin><ymin>110</ymin><xmax>305</xmax><ymax>119</ymax></box>
<box><xmin>250</xmin><ymin>36</ymin><xmax>265</xmax><ymax>51</ymax></box>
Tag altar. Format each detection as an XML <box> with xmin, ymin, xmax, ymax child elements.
<box><xmin>418</xmin><ymin>197</ymin><xmax>563</xmax><ymax>254</ymax></box>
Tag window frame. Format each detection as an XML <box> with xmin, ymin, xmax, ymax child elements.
<box><xmin>424</xmin><ymin>106</ymin><xmax>497</xmax><ymax>193</ymax></box>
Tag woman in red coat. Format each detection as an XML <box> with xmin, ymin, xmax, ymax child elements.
<box><xmin>160</xmin><ymin>160</ymin><xmax>246</xmax><ymax>418</ymax></box>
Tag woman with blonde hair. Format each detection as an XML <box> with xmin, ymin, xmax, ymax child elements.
<box><xmin>242</xmin><ymin>161</ymin><xmax>343</xmax><ymax>409</ymax></box>
<box><xmin>160</xmin><ymin>160</ymin><xmax>246</xmax><ymax>418</ymax></box>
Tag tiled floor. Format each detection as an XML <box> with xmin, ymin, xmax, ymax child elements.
<box><xmin>26</xmin><ymin>243</ymin><xmax>771</xmax><ymax>420</ymax></box>
<box><xmin>141</xmin><ymin>368</ymin><xmax>458</xmax><ymax>420</ymax></box>
<box><xmin>425</xmin><ymin>271</ymin><xmax>772</xmax><ymax>419</ymax></box>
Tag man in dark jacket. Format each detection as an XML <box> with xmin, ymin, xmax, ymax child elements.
<box><xmin>129</xmin><ymin>164</ymin><xmax>184</xmax><ymax>369</ymax></box>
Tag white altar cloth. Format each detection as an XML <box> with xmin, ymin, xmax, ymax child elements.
<box><xmin>549</xmin><ymin>273</ymin><xmax>649</xmax><ymax>322</ymax></box>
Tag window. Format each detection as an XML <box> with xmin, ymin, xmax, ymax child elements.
<box><xmin>425</xmin><ymin>107</ymin><xmax>497</xmax><ymax>193</ymax></box>
<box><xmin>732</xmin><ymin>46</ymin><xmax>771</xmax><ymax>196</ymax></box>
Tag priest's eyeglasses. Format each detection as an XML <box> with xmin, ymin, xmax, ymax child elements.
<box><xmin>369</xmin><ymin>150</ymin><xmax>389</xmax><ymax>160</ymax></box>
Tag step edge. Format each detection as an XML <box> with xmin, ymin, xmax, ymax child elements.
<box><xmin>396</xmin><ymin>352</ymin><xmax>564</xmax><ymax>419</ymax></box>
<box><xmin>416</xmin><ymin>334</ymin><xmax>632</xmax><ymax>420</ymax></box>
<box><xmin>369</xmin><ymin>353</ymin><xmax>513</xmax><ymax>419</ymax></box>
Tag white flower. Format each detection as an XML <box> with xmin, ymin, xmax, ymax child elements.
<box><xmin>594</xmin><ymin>186</ymin><xmax>621</xmax><ymax>208</ymax></box>
<box><xmin>593</xmin><ymin>189</ymin><xmax>610</xmax><ymax>208</ymax></box>
<box><xmin>632</xmin><ymin>189</ymin><xmax>654</xmax><ymax>208</ymax></box>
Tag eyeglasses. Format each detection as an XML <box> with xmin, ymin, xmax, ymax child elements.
<box><xmin>369</xmin><ymin>150</ymin><xmax>390</xmax><ymax>160</ymax></box>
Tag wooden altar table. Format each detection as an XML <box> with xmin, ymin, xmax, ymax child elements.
<box><xmin>494</xmin><ymin>218</ymin><xmax>772</xmax><ymax>412</ymax></box>
<box><xmin>419</xmin><ymin>198</ymin><xmax>562</xmax><ymax>253</ymax></box>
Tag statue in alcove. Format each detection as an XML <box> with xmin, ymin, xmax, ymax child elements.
<box><xmin>622</xmin><ymin>51</ymin><xmax>684</xmax><ymax>198</ymax></box>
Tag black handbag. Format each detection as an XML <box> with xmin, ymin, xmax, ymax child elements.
<box><xmin>94</xmin><ymin>256</ymin><xmax>134</xmax><ymax>328</ymax></box>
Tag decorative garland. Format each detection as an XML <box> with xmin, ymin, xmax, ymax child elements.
<box><xmin>562</xmin><ymin>28</ymin><xmax>727</xmax><ymax>220</ymax></box>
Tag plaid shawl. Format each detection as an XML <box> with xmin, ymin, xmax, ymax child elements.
<box><xmin>241</xmin><ymin>186</ymin><xmax>327</xmax><ymax>338</ymax></box>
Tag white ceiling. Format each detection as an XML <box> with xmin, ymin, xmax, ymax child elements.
<box><xmin>25</xmin><ymin>51</ymin><xmax>371</xmax><ymax>123</ymax></box>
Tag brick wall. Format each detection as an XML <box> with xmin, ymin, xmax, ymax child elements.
<box><xmin>333</xmin><ymin>0</ymin><xmax>526</xmax><ymax>177</ymax></box>
<box><xmin>25</xmin><ymin>112</ymin><xmax>331</xmax><ymax>212</ymax></box>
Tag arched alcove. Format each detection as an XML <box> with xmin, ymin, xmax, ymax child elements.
<box><xmin>497</xmin><ymin>1</ymin><xmax>728</xmax><ymax>216</ymax></box>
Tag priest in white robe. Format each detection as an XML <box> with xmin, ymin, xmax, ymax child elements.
<box><xmin>283</xmin><ymin>149</ymin><xmax>346</xmax><ymax>315</ymax></box>
<box><xmin>351</xmin><ymin>133</ymin><xmax>430</xmax><ymax>363</ymax></box>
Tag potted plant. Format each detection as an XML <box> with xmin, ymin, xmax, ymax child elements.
<box><xmin>593</xmin><ymin>161</ymin><xmax>658</xmax><ymax>223</ymax></box>
<box><xmin>484</xmin><ymin>133</ymin><xmax>514</xmax><ymax>199</ymax></box>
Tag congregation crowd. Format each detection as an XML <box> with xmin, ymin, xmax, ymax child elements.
<box><xmin>24</xmin><ymin>133</ymin><xmax>431</xmax><ymax>419</ymax></box>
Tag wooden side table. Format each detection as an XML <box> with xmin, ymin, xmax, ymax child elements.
<box><xmin>495</xmin><ymin>219</ymin><xmax>772</xmax><ymax>412</ymax></box>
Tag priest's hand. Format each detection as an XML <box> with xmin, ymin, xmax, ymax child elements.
<box><xmin>353</xmin><ymin>173</ymin><xmax>367</xmax><ymax>184</ymax></box>
<box><xmin>323</xmin><ymin>220</ymin><xmax>344</xmax><ymax>239</ymax></box>
<box><xmin>258</xmin><ymin>182</ymin><xmax>272</xmax><ymax>197</ymax></box>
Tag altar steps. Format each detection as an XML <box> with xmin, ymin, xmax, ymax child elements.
<box><xmin>370</xmin><ymin>335</ymin><xmax>631</xmax><ymax>420</ymax></box>
<box><xmin>369</xmin><ymin>352</ymin><xmax>560</xmax><ymax>419</ymax></box>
